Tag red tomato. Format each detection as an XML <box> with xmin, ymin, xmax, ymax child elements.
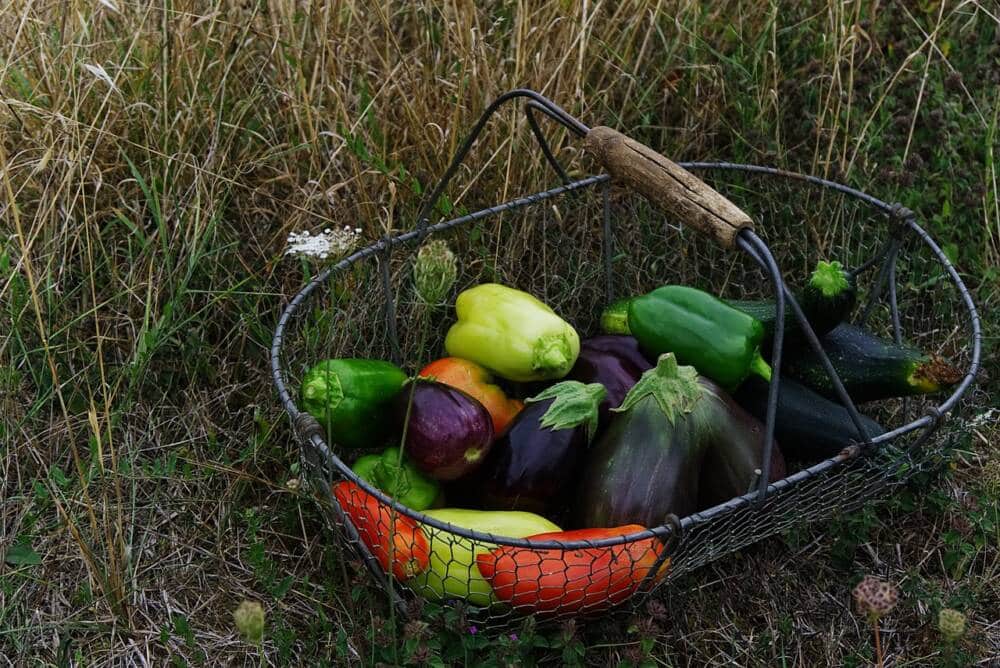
<box><xmin>333</xmin><ymin>481</ymin><xmax>430</xmax><ymax>581</ymax></box>
<box><xmin>476</xmin><ymin>525</ymin><xmax>668</xmax><ymax>613</ymax></box>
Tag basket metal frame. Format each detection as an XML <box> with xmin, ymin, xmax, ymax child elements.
<box><xmin>270</xmin><ymin>90</ymin><xmax>982</xmax><ymax>615</ymax></box>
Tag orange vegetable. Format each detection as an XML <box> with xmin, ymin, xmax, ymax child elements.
<box><xmin>332</xmin><ymin>481</ymin><xmax>430</xmax><ymax>581</ymax></box>
<box><xmin>476</xmin><ymin>525</ymin><xmax>667</xmax><ymax>613</ymax></box>
<box><xmin>418</xmin><ymin>357</ymin><xmax>523</xmax><ymax>435</ymax></box>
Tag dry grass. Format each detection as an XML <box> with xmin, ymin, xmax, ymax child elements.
<box><xmin>1</xmin><ymin>0</ymin><xmax>998</xmax><ymax>665</ymax></box>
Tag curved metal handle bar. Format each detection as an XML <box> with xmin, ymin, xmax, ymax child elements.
<box><xmin>414</xmin><ymin>89</ymin><xmax>588</xmax><ymax>236</ymax></box>
<box><xmin>680</xmin><ymin>162</ymin><xmax>981</xmax><ymax>421</ymax></box>
<box><xmin>735</xmin><ymin>230</ymin><xmax>786</xmax><ymax>500</ymax></box>
<box><xmin>269</xmin><ymin>174</ymin><xmax>609</xmax><ymax>421</ymax></box>
<box><xmin>856</xmin><ymin>238</ymin><xmax>903</xmax><ymax>329</ymax></box>
<box><xmin>271</xmin><ymin>161</ymin><xmax>981</xmax><ymax>555</ymax></box>
<box><xmin>524</xmin><ymin>100</ymin><xmax>572</xmax><ymax>185</ymax></box>
<box><xmin>736</xmin><ymin>229</ymin><xmax>881</xmax><ymax>499</ymax></box>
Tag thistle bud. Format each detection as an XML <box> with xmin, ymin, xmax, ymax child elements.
<box><xmin>233</xmin><ymin>600</ymin><xmax>265</xmax><ymax>643</ymax></box>
<box><xmin>413</xmin><ymin>240</ymin><xmax>457</xmax><ymax>304</ymax></box>
<box><xmin>938</xmin><ymin>608</ymin><xmax>966</xmax><ymax>643</ymax></box>
<box><xmin>852</xmin><ymin>575</ymin><xmax>899</xmax><ymax>621</ymax></box>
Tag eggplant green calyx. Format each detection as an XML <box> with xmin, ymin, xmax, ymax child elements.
<box><xmin>810</xmin><ymin>260</ymin><xmax>850</xmax><ymax>298</ymax></box>
<box><xmin>613</xmin><ymin>353</ymin><xmax>704</xmax><ymax>424</ymax></box>
<box><xmin>527</xmin><ymin>381</ymin><xmax>607</xmax><ymax>443</ymax></box>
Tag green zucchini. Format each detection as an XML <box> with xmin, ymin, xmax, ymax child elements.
<box><xmin>800</xmin><ymin>260</ymin><xmax>857</xmax><ymax>334</ymax></box>
<box><xmin>783</xmin><ymin>324</ymin><xmax>963</xmax><ymax>403</ymax></box>
<box><xmin>728</xmin><ymin>260</ymin><xmax>857</xmax><ymax>342</ymax></box>
<box><xmin>734</xmin><ymin>375</ymin><xmax>886</xmax><ymax>461</ymax></box>
<box><xmin>599</xmin><ymin>297</ymin><xmax>633</xmax><ymax>335</ymax></box>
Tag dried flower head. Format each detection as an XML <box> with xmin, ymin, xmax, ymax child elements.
<box><xmin>410</xmin><ymin>644</ymin><xmax>431</xmax><ymax>664</ymax></box>
<box><xmin>853</xmin><ymin>575</ymin><xmax>899</xmax><ymax>620</ymax></box>
<box><xmin>404</xmin><ymin>619</ymin><xmax>428</xmax><ymax>640</ymax></box>
<box><xmin>413</xmin><ymin>240</ymin><xmax>457</xmax><ymax>304</ymax></box>
<box><xmin>233</xmin><ymin>600</ymin><xmax>265</xmax><ymax>643</ymax></box>
<box><xmin>647</xmin><ymin>598</ymin><xmax>668</xmax><ymax>622</ymax></box>
<box><xmin>938</xmin><ymin>608</ymin><xmax>966</xmax><ymax>643</ymax></box>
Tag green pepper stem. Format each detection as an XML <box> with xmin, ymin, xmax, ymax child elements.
<box><xmin>532</xmin><ymin>334</ymin><xmax>572</xmax><ymax>375</ymax></box>
<box><xmin>750</xmin><ymin>351</ymin><xmax>772</xmax><ymax>382</ymax></box>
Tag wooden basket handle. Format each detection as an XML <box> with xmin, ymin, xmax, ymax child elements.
<box><xmin>584</xmin><ymin>126</ymin><xmax>753</xmax><ymax>248</ymax></box>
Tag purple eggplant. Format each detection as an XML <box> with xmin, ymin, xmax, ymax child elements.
<box><xmin>567</xmin><ymin>336</ymin><xmax>652</xmax><ymax>426</ymax></box>
<box><xmin>478</xmin><ymin>381</ymin><xmax>605</xmax><ymax>519</ymax></box>
<box><xmin>697</xmin><ymin>390</ymin><xmax>786</xmax><ymax>510</ymax></box>
<box><xmin>579</xmin><ymin>353</ymin><xmax>783</xmax><ymax>528</ymax></box>
<box><xmin>396</xmin><ymin>379</ymin><xmax>494</xmax><ymax>481</ymax></box>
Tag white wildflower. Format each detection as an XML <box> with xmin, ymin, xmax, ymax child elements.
<box><xmin>285</xmin><ymin>227</ymin><xmax>361</xmax><ymax>260</ymax></box>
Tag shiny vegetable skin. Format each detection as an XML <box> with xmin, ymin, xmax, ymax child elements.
<box><xmin>579</xmin><ymin>355</ymin><xmax>709</xmax><ymax>527</ymax></box>
<box><xmin>445</xmin><ymin>283</ymin><xmax>580</xmax><ymax>382</ymax></box>
<box><xmin>479</xmin><ymin>382</ymin><xmax>605</xmax><ymax>517</ymax></box>
<box><xmin>351</xmin><ymin>447</ymin><xmax>442</xmax><ymax>511</ymax></box>
<box><xmin>396</xmin><ymin>380</ymin><xmax>494</xmax><ymax>481</ymax></box>
<box><xmin>300</xmin><ymin>359</ymin><xmax>407</xmax><ymax>449</ymax></box>
<box><xmin>332</xmin><ymin>481</ymin><xmax>429</xmax><ymax>581</ymax></box>
<box><xmin>784</xmin><ymin>324</ymin><xmax>964</xmax><ymax>403</ymax></box>
<box><xmin>734</xmin><ymin>375</ymin><xmax>885</xmax><ymax>461</ymax></box>
<box><xmin>410</xmin><ymin>508</ymin><xmax>561</xmax><ymax>605</ymax></box>
<box><xmin>419</xmin><ymin>357</ymin><xmax>523</xmax><ymax>435</ymax></box>
<box><xmin>567</xmin><ymin>336</ymin><xmax>652</xmax><ymax>426</ymax></box>
<box><xmin>476</xmin><ymin>525</ymin><xmax>666</xmax><ymax>613</ymax></box>
<box><xmin>727</xmin><ymin>260</ymin><xmax>857</xmax><ymax>342</ymax></box>
<box><xmin>629</xmin><ymin>286</ymin><xmax>772</xmax><ymax>390</ymax></box>
<box><xmin>697</xmin><ymin>387</ymin><xmax>785</xmax><ymax>510</ymax></box>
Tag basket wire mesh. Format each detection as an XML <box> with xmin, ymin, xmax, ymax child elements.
<box><xmin>270</xmin><ymin>90</ymin><xmax>981</xmax><ymax>626</ymax></box>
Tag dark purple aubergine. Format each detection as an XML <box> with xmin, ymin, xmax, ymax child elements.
<box><xmin>697</xmin><ymin>390</ymin><xmax>786</xmax><ymax>511</ymax></box>
<box><xmin>396</xmin><ymin>379</ymin><xmax>494</xmax><ymax>481</ymax></box>
<box><xmin>477</xmin><ymin>381</ymin><xmax>605</xmax><ymax>518</ymax></box>
<box><xmin>567</xmin><ymin>336</ymin><xmax>652</xmax><ymax>426</ymax></box>
<box><xmin>579</xmin><ymin>353</ymin><xmax>783</xmax><ymax>528</ymax></box>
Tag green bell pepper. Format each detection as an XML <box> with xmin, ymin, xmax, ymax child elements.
<box><xmin>409</xmin><ymin>508</ymin><xmax>561</xmax><ymax>606</ymax></box>
<box><xmin>300</xmin><ymin>359</ymin><xmax>407</xmax><ymax>449</ymax></box>
<box><xmin>351</xmin><ymin>447</ymin><xmax>442</xmax><ymax>511</ymax></box>
<box><xmin>444</xmin><ymin>283</ymin><xmax>580</xmax><ymax>382</ymax></box>
<box><xmin>628</xmin><ymin>285</ymin><xmax>772</xmax><ymax>390</ymax></box>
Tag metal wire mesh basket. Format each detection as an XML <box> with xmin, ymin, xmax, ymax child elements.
<box><xmin>270</xmin><ymin>90</ymin><xmax>981</xmax><ymax>625</ymax></box>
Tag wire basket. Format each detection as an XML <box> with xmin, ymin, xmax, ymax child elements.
<box><xmin>270</xmin><ymin>90</ymin><xmax>981</xmax><ymax>625</ymax></box>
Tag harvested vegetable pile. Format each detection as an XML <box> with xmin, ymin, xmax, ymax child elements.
<box><xmin>302</xmin><ymin>260</ymin><xmax>962</xmax><ymax>615</ymax></box>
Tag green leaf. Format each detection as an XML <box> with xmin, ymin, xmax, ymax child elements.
<box><xmin>526</xmin><ymin>381</ymin><xmax>607</xmax><ymax>443</ymax></box>
<box><xmin>614</xmin><ymin>353</ymin><xmax>704</xmax><ymax>424</ymax></box>
<box><xmin>942</xmin><ymin>243</ymin><xmax>959</xmax><ymax>266</ymax></box>
<box><xmin>5</xmin><ymin>543</ymin><xmax>41</xmax><ymax>566</ymax></box>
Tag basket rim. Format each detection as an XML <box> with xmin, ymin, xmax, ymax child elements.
<box><xmin>270</xmin><ymin>162</ymin><xmax>982</xmax><ymax>552</ymax></box>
